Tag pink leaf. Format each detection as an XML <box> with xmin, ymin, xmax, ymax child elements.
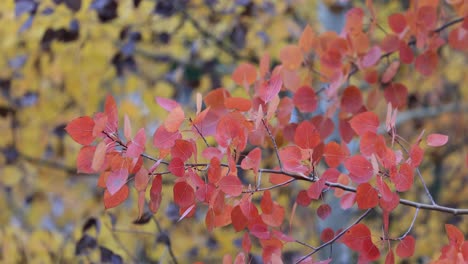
<box><xmin>126</xmin><ymin>128</ymin><xmax>146</xmax><ymax>158</ymax></box>
<box><xmin>156</xmin><ymin>97</ymin><xmax>180</xmax><ymax>111</ymax></box>
<box><xmin>106</xmin><ymin>169</ymin><xmax>129</xmax><ymax>195</ymax></box>
<box><xmin>427</xmin><ymin>133</ymin><xmax>449</xmax><ymax>147</ymax></box>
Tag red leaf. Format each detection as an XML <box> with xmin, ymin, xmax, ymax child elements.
<box><xmin>232</xmin><ymin>63</ymin><xmax>257</xmax><ymax>86</ymax></box>
<box><xmin>349</xmin><ymin>112</ymin><xmax>379</xmax><ymax>136</ymax></box>
<box><xmin>169</xmin><ymin>158</ymin><xmax>185</xmax><ymax>177</ymax></box>
<box><xmin>66</xmin><ymin>116</ymin><xmax>95</xmax><ymax>145</ymax></box>
<box><xmin>399</xmin><ymin>41</ymin><xmax>414</xmax><ymax>64</ymax></box>
<box><xmin>356</xmin><ymin>183</ymin><xmax>379</xmax><ymax>209</ymax></box>
<box><xmin>392</xmin><ymin>163</ymin><xmax>413</xmax><ymax>192</ymax></box>
<box><xmin>261</xmin><ymin>190</ymin><xmax>273</xmax><ymax>214</ymax></box>
<box><xmin>341</xmin><ymin>85</ymin><xmax>363</xmax><ymax>114</ymax></box>
<box><xmin>341</xmin><ymin>223</ymin><xmax>372</xmax><ymax>251</ymax></box>
<box><xmin>396</xmin><ymin>235</ymin><xmax>415</xmax><ymax>258</ymax></box>
<box><xmin>341</xmin><ymin>223</ymin><xmax>380</xmax><ymax>260</ymax></box>
<box><xmin>307</xmin><ymin>179</ymin><xmax>326</xmax><ymax>200</ymax></box>
<box><xmin>381</xmin><ymin>34</ymin><xmax>400</xmax><ymax>53</ymax></box>
<box><xmin>385</xmin><ymin>249</ymin><xmax>395</xmax><ymax>264</ymax></box>
<box><xmin>279</xmin><ymin>146</ymin><xmax>308</xmax><ymax>173</ymax></box>
<box><xmin>381</xmin><ymin>60</ymin><xmax>400</xmax><ymax>83</ymax></box>
<box><xmin>384</xmin><ymin>83</ymin><xmax>408</xmax><ymax>109</ymax></box>
<box><xmin>320</xmin><ymin>228</ymin><xmax>335</xmax><ymax>243</ymax></box>
<box><xmin>153</xmin><ymin>125</ymin><xmax>182</xmax><ymax>149</ymax></box>
<box><xmin>241</xmin><ymin>147</ymin><xmax>261</xmax><ymax>172</ymax></box>
<box><xmin>280</xmin><ymin>45</ymin><xmax>302</xmax><ymax>70</ymax></box>
<box><xmin>293</xmin><ymin>86</ymin><xmax>317</xmax><ymax>113</ymax></box>
<box><xmin>104</xmin><ymin>95</ymin><xmax>118</xmax><ymax>133</ymax></box>
<box><xmin>149</xmin><ymin>174</ymin><xmax>162</xmax><ymax>213</ymax></box>
<box><xmin>77</xmin><ymin>146</ymin><xmax>96</xmax><ymax>174</ymax></box>
<box><xmin>135</xmin><ymin>168</ymin><xmax>149</xmax><ymax>192</ymax></box>
<box><xmin>317</xmin><ymin>204</ymin><xmax>332</xmax><ymax>220</ymax></box>
<box><xmin>104</xmin><ymin>185</ymin><xmax>129</xmax><ymax>209</ymax></box>
<box><xmin>339</xmin><ymin>119</ymin><xmax>355</xmax><ymax>143</ymax></box>
<box><xmin>427</xmin><ymin>133</ymin><xmax>449</xmax><ymax>147</ymax></box>
<box><xmin>216</xmin><ymin>113</ymin><xmax>247</xmax><ymax>151</ymax></box>
<box><xmin>173</xmin><ymin>181</ymin><xmax>195</xmax><ymax>208</ymax></box>
<box><xmin>344</xmin><ymin>155</ymin><xmax>374</xmax><ymax>183</ymax></box>
<box><xmin>231</xmin><ymin>205</ymin><xmax>248</xmax><ymax>232</ymax></box>
<box><xmin>449</xmin><ymin>27</ymin><xmax>468</xmax><ymax>51</ymax></box>
<box><xmin>242</xmin><ymin>232</ymin><xmax>251</xmax><ymax>253</ymax></box>
<box><xmin>171</xmin><ymin>139</ymin><xmax>193</xmax><ymax>161</ymax></box>
<box><xmin>376</xmin><ymin>177</ymin><xmax>393</xmax><ymax>202</ymax></box>
<box><xmin>294</xmin><ymin>121</ymin><xmax>321</xmax><ymax>149</ymax></box>
<box><xmin>409</xmin><ymin>144</ymin><xmax>424</xmax><ymax>167</ymax></box>
<box><xmin>164</xmin><ymin>106</ymin><xmax>185</xmax><ymax>132</ymax></box>
<box><xmin>415</xmin><ymin>50</ymin><xmax>438</xmax><ymax>76</ymax></box>
<box><xmin>126</xmin><ymin>128</ymin><xmax>146</xmax><ymax>158</ymax></box>
<box><xmin>379</xmin><ymin>192</ymin><xmax>399</xmax><ymax>212</ymax></box>
<box><xmin>296</xmin><ymin>190</ymin><xmax>312</xmax><ymax>206</ymax></box>
<box><xmin>208</xmin><ymin>157</ymin><xmax>222</xmax><ymax>184</ymax></box>
<box><xmin>261</xmin><ymin>203</ymin><xmax>285</xmax><ymax>227</ymax></box>
<box><xmin>388</xmin><ymin>13</ymin><xmax>406</xmax><ymax>33</ymax></box>
<box><xmin>224</xmin><ymin>97</ymin><xmax>252</xmax><ymax>112</ymax></box>
<box><xmin>218</xmin><ymin>175</ymin><xmax>243</xmax><ymax>196</ymax></box>
<box><xmin>324</xmin><ymin>141</ymin><xmax>348</xmax><ymax>168</ymax></box>
<box><xmin>445</xmin><ymin>224</ymin><xmax>465</xmax><ymax>246</ymax></box>
<box><xmin>249</xmin><ymin>223</ymin><xmax>270</xmax><ymax>239</ymax></box>
<box><xmin>106</xmin><ymin>168</ymin><xmax>129</xmax><ymax>195</ymax></box>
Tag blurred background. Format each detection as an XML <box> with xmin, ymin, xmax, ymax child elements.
<box><xmin>0</xmin><ymin>0</ymin><xmax>467</xmax><ymax>263</ymax></box>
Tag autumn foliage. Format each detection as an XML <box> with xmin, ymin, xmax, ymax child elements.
<box><xmin>66</xmin><ymin>1</ymin><xmax>468</xmax><ymax>263</ymax></box>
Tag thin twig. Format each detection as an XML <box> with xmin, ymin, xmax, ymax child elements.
<box><xmin>191</xmin><ymin>122</ymin><xmax>209</xmax><ymax>147</ymax></box>
<box><xmin>398</xmin><ymin>207</ymin><xmax>419</xmax><ymax>240</ymax></box>
<box><xmin>242</xmin><ymin>178</ymin><xmax>296</xmax><ymax>193</ymax></box>
<box><xmin>262</xmin><ymin>119</ymin><xmax>283</xmax><ymax>170</ymax></box>
<box><xmin>295</xmin><ymin>209</ymin><xmax>373</xmax><ymax>263</ymax></box>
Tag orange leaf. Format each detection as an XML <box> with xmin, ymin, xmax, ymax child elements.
<box><xmin>232</xmin><ymin>63</ymin><xmax>257</xmax><ymax>86</ymax></box>
<box><xmin>66</xmin><ymin>116</ymin><xmax>95</xmax><ymax>145</ymax></box>
<box><xmin>92</xmin><ymin>141</ymin><xmax>107</xmax><ymax>171</ymax></box>
<box><xmin>299</xmin><ymin>24</ymin><xmax>315</xmax><ymax>52</ymax></box>
<box><xmin>279</xmin><ymin>45</ymin><xmax>302</xmax><ymax>70</ymax></box>
<box><xmin>77</xmin><ymin>146</ymin><xmax>96</xmax><ymax>174</ymax></box>
<box><xmin>224</xmin><ymin>97</ymin><xmax>252</xmax><ymax>112</ymax></box>
<box><xmin>104</xmin><ymin>185</ymin><xmax>129</xmax><ymax>209</ymax></box>
<box><xmin>164</xmin><ymin>106</ymin><xmax>185</xmax><ymax>132</ymax></box>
